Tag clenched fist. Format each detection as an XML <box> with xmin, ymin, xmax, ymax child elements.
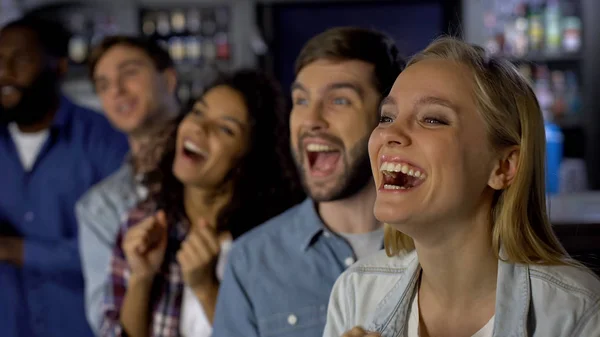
<box><xmin>122</xmin><ymin>210</ymin><xmax>169</xmax><ymax>280</ymax></box>
<box><xmin>342</xmin><ymin>327</ymin><xmax>381</xmax><ymax>337</ymax></box>
<box><xmin>176</xmin><ymin>218</ymin><xmax>221</xmax><ymax>290</ymax></box>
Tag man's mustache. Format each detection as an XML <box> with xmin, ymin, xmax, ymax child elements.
<box><xmin>297</xmin><ymin>132</ymin><xmax>344</xmax><ymax>150</ymax></box>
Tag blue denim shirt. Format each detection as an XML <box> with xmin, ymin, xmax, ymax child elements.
<box><xmin>324</xmin><ymin>250</ymin><xmax>600</xmax><ymax>337</ymax></box>
<box><xmin>76</xmin><ymin>162</ymin><xmax>147</xmax><ymax>334</ymax></box>
<box><xmin>213</xmin><ymin>198</ymin><xmax>360</xmax><ymax>337</ymax></box>
<box><xmin>0</xmin><ymin>97</ymin><xmax>128</xmax><ymax>337</ymax></box>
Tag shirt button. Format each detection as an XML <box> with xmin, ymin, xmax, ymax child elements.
<box><xmin>24</xmin><ymin>211</ymin><xmax>35</xmax><ymax>222</ymax></box>
<box><xmin>323</xmin><ymin>231</ymin><xmax>331</xmax><ymax>238</ymax></box>
<box><xmin>287</xmin><ymin>314</ymin><xmax>298</xmax><ymax>326</ymax></box>
<box><xmin>345</xmin><ymin>257</ymin><xmax>355</xmax><ymax>267</ymax></box>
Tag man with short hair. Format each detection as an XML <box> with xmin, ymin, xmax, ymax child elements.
<box><xmin>0</xmin><ymin>16</ymin><xmax>128</xmax><ymax>337</ymax></box>
<box><xmin>212</xmin><ymin>27</ymin><xmax>405</xmax><ymax>337</ymax></box>
<box><xmin>76</xmin><ymin>36</ymin><xmax>180</xmax><ymax>334</ymax></box>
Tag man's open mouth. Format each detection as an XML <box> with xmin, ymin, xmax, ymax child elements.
<box><xmin>305</xmin><ymin>143</ymin><xmax>341</xmax><ymax>176</ymax></box>
<box><xmin>379</xmin><ymin>161</ymin><xmax>427</xmax><ymax>190</ymax></box>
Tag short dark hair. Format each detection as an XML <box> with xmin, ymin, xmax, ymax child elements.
<box><xmin>88</xmin><ymin>36</ymin><xmax>174</xmax><ymax>79</ymax></box>
<box><xmin>1</xmin><ymin>15</ymin><xmax>70</xmax><ymax>58</ymax></box>
<box><xmin>295</xmin><ymin>27</ymin><xmax>405</xmax><ymax>96</ymax></box>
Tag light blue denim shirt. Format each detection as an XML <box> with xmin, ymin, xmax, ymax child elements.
<box><xmin>76</xmin><ymin>162</ymin><xmax>147</xmax><ymax>334</ymax></box>
<box><xmin>213</xmin><ymin>198</ymin><xmax>362</xmax><ymax>337</ymax></box>
<box><xmin>324</xmin><ymin>250</ymin><xmax>600</xmax><ymax>337</ymax></box>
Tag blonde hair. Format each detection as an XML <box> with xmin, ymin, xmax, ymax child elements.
<box><xmin>384</xmin><ymin>37</ymin><xmax>571</xmax><ymax>266</ymax></box>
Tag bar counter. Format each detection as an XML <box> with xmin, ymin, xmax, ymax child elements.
<box><xmin>548</xmin><ymin>192</ymin><xmax>600</xmax><ymax>275</ymax></box>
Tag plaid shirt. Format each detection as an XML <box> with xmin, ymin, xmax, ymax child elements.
<box><xmin>100</xmin><ymin>202</ymin><xmax>189</xmax><ymax>337</ymax></box>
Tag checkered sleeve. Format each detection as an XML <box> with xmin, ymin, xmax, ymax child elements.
<box><xmin>99</xmin><ymin>207</ymin><xmax>152</xmax><ymax>337</ymax></box>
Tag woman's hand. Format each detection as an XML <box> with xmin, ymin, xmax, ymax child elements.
<box><xmin>122</xmin><ymin>210</ymin><xmax>169</xmax><ymax>281</ymax></box>
<box><xmin>342</xmin><ymin>327</ymin><xmax>381</xmax><ymax>337</ymax></box>
<box><xmin>176</xmin><ymin>218</ymin><xmax>221</xmax><ymax>290</ymax></box>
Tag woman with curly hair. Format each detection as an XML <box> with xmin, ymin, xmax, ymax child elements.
<box><xmin>100</xmin><ymin>69</ymin><xmax>304</xmax><ymax>337</ymax></box>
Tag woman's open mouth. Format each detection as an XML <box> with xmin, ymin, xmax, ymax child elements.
<box><xmin>181</xmin><ymin>139</ymin><xmax>207</xmax><ymax>162</ymax></box>
<box><xmin>379</xmin><ymin>161</ymin><xmax>427</xmax><ymax>191</ymax></box>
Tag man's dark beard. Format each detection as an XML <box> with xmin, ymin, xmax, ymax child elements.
<box><xmin>293</xmin><ymin>132</ymin><xmax>373</xmax><ymax>202</ymax></box>
<box><xmin>0</xmin><ymin>69</ymin><xmax>59</xmax><ymax>126</ymax></box>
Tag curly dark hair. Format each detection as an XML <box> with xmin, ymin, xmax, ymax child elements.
<box><xmin>144</xmin><ymin>69</ymin><xmax>305</xmax><ymax>239</ymax></box>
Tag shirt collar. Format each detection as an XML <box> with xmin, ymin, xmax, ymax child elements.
<box><xmin>0</xmin><ymin>95</ymin><xmax>72</xmax><ymax>136</ymax></box>
<box><xmin>295</xmin><ymin>198</ymin><xmax>328</xmax><ymax>251</ymax></box>
<box><xmin>368</xmin><ymin>248</ymin><xmax>530</xmax><ymax>337</ymax></box>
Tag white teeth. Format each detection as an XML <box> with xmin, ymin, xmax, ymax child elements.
<box><xmin>117</xmin><ymin>103</ymin><xmax>132</xmax><ymax>113</ymax></box>
<box><xmin>383</xmin><ymin>184</ymin><xmax>408</xmax><ymax>190</ymax></box>
<box><xmin>1</xmin><ymin>86</ymin><xmax>17</xmax><ymax>95</ymax></box>
<box><xmin>379</xmin><ymin>162</ymin><xmax>426</xmax><ymax>179</ymax></box>
<box><xmin>306</xmin><ymin>143</ymin><xmax>336</xmax><ymax>152</ymax></box>
<box><xmin>183</xmin><ymin>140</ymin><xmax>206</xmax><ymax>156</ymax></box>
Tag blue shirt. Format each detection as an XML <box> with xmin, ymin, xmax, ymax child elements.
<box><xmin>76</xmin><ymin>162</ymin><xmax>147</xmax><ymax>334</ymax></box>
<box><xmin>0</xmin><ymin>97</ymin><xmax>128</xmax><ymax>337</ymax></box>
<box><xmin>213</xmin><ymin>198</ymin><xmax>360</xmax><ymax>337</ymax></box>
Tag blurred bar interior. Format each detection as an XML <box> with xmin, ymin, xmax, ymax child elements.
<box><xmin>1</xmin><ymin>0</ymin><xmax>598</xmax><ymax>270</ymax></box>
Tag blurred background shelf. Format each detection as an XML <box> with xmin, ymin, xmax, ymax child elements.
<box><xmin>3</xmin><ymin>0</ymin><xmax>600</xmax><ymax>192</ymax></box>
<box><xmin>505</xmin><ymin>51</ymin><xmax>582</xmax><ymax>63</ymax></box>
<box><xmin>464</xmin><ymin>0</ymin><xmax>600</xmax><ymax>191</ymax></box>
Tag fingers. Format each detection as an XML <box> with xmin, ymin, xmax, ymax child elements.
<box><xmin>176</xmin><ymin>219</ymin><xmax>219</xmax><ymax>268</ymax></box>
<box><xmin>342</xmin><ymin>327</ymin><xmax>380</xmax><ymax>337</ymax></box>
<box><xmin>123</xmin><ymin>234</ymin><xmax>144</xmax><ymax>254</ymax></box>
<box><xmin>189</xmin><ymin>227</ymin><xmax>219</xmax><ymax>256</ymax></box>
<box><xmin>176</xmin><ymin>244</ymin><xmax>192</xmax><ymax>266</ymax></box>
<box><xmin>155</xmin><ymin>210</ymin><xmax>167</xmax><ymax>228</ymax></box>
<box><xmin>124</xmin><ymin>210</ymin><xmax>168</xmax><ymax>254</ymax></box>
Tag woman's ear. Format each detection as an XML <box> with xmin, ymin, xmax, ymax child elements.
<box><xmin>488</xmin><ymin>146</ymin><xmax>519</xmax><ymax>190</ymax></box>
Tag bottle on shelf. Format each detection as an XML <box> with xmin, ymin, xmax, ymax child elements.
<box><xmin>177</xmin><ymin>81</ymin><xmax>191</xmax><ymax>107</ymax></box>
<box><xmin>513</xmin><ymin>3</ymin><xmax>529</xmax><ymax>57</ymax></box>
<box><xmin>544</xmin><ymin>0</ymin><xmax>562</xmax><ymax>53</ymax></box>
<box><xmin>562</xmin><ymin>16</ymin><xmax>582</xmax><ymax>53</ymax></box>
<box><xmin>68</xmin><ymin>13</ymin><xmax>89</xmax><ymax>64</ymax></box>
<box><xmin>215</xmin><ymin>31</ymin><xmax>230</xmax><ymax>60</ymax></box>
<box><xmin>535</xmin><ymin>65</ymin><xmax>563</xmax><ymax>195</ymax></box>
<box><xmin>156</xmin><ymin>11</ymin><xmax>171</xmax><ymax>37</ymax></box>
<box><xmin>544</xmin><ymin>116</ymin><xmax>564</xmax><ymax>195</ymax></box>
<box><xmin>142</xmin><ymin>13</ymin><xmax>156</xmax><ymax>37</ymax></box>
<box><xmin>171</xmin><ymin>10</ymin><xmax>186</xmax><ymax>34</ymax></box>
<box><xmin>564</xmin><ymin>71</ymin><xmax>582</xmax><ymax>119</ymax></box>
<box><xmin>186</xmin><ymin>9</ymin><xmax>201</xmax><ymax>34</ymax></box>
<box><xmin>168</xmin><ymin>37</ymin><xmax>185</xmax><ymax>64</ymax></box>
<box><xmin>185</xmin><ymin>36</ymin><xmax>202</xmax><ymax>63</ymax></box>
<box><xmin>528</xmin><ymin>3</ymin><xmax>545</xmax><ymax>53</ymax></box>
<box><xmin>551</xmin><ymin>70</ymin><xmax>567</xmax><ymax>120</ymax></box>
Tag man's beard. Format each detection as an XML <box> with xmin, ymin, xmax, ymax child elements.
<box><xmin>0</xmin><ymin>69</ymin><xmax>58</xmax><ymax>126</ymax></box>
<box><xmin>293</xmin><ymin>132</ymin><xmax>373</xmax><ymax>202</ymax></box>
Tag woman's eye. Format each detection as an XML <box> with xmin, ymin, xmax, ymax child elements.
<box><xmin>422</xmin><ymin>117</ymin><xmax>447</xmax><ymax>125</ymax></box>
<box><xmin>332</xmin><ymin>97</ymin><xmax>350</xmax><ymax>105</ymax></box>
<box><xmin>379</xmin><ymin>114</ymin><xmax>393</xmax><ymax>124</ymax></box>
<box><xmin>293</xmin><ymin>97</ymin><xmax>308</xmax><ymax>106</ymax></box>
<box><xmin>220</xmin><ymin>126</ymin><xmax>234</xmax><ymax>136</ymax></box>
